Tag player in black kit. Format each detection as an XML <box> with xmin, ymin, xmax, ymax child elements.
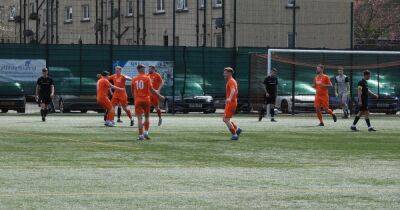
<box><xmin>259</xmin><ymin>68</ymin><xmax>278</xmax><ymax>122</ymax></box>
<box><xmin>351</xmin><ymin>70</ymin><xmax>378</xmax><ymax>132</ymax></box>
<box><xmin>36</xmin><ymin>68</ymin><xmax>55</xmax><ymax>122</ymax></box>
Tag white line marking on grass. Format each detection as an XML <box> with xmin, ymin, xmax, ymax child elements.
<box><xmin>2</xmin><ymin>131</ymin><xmax>139</xmax><ymax>151</ymax></box>
<box><xmin>0</xmin><ymin>188</ymin><xmax>399</xmax><ymax>198</ymax></box>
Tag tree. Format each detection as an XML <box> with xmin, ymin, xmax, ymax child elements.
<box><xmin>354</xmin><ymin>0</ymin><xmax>400</xmax><ymax>45</ymax></box>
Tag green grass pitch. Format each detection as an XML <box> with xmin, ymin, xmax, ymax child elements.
<box><xmin>0</xmin><ymin>114</ymin><xmax>399</xmax><ymax>209</ymax></box>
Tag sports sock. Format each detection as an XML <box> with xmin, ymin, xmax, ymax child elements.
<box><xmin>317</xmin><ymin>112</ymin><xmax>323</xmax><ymax>123</ymax></box>
<box><xmin>259</xmin><ymin>108</ymin><xmax>266</xmax><ymax>117</ymax></box>
<box><xmin>156</xmin><ymin>109</ymin><xmax>162</xmax><ymax>118</ymax></box>
<box><xmin>40</xmin><ymin>109</ymin><xmax>44</xmax><ymax>118</ymax></box>
<box><xmin>365</xmin><ymin>118</ymin><xmax>371</xmax><ymax>127</ymax></box>
<box><xmin>107</xmin><ymin>109</ymin><xmax>115</xmax><ymax>121</ymax></box>
<box><xmin>139</xmin><ymin>127</ymin><xmax>143</xmax><ymax>135</ymax></box>
<box><xmin>270</xmin><ymin>108</ymin><xmax>275</xmax><ymax>118</ymax></box>
<box><xmin>104</xmin><ymin>110</ymin><xmax>107</xmax><ymax>121</ymax></box>
<box><xmin>231</xmin><ymin>122</ymin><xmax>238</xmax><ymax>131</ymax></box>
<box><xmin>144</xmin><ymin>121</ymin><xmax>150</xmax><ymax>131</ymax></box>
<box><xmin>353</xmin><ymin>116</ymin><xmax>360</xmax><ymax>125</ymax></box>
<box><xmin>117</xmin><ymin>107</ymin><xmax>122</xmax><ymax>119</ymax></box>
<box><xmin>126</xmin><ymin>109</ymin><xmax>132</xmax><ymax>119</ymax></box>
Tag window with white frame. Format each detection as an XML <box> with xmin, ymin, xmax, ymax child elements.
<box><xmin>82</xmin><ymin>5</ymin><xmax>90</xmax><ymax>20</ymax></box>
<box><xmin>127</xmin><ymin>0</ymin><xmax>133</xmax><ymax>16</ymax></box>
<box><xmin>177</xmin><ymin>0</ymin><xmax>187</xmax><ymax>10</ymax></box>
<box><xmin>199</xmin><ymin>0</ymin><xmax>205</xmax><ymax>9</ymax></box>
<box><xmin>65</xmin><ymin>6</ymin><xmax>72</xmax><ymax>22</ymax></box>
<box><xmin>156</xmin><ymin>0</ymin><xmax>165</xmax><ymax>12</ymax></box>
<box><xmin>215</xmin><ymin>33</ymin><xmax>223</xmax><ymax>47</ymax></box>
<box><xmin>9</xmin><ymin>5</ymin><xmax>16</xmax><ymax>20</ymax></box>
<box><xmin>214</xmin><ymin>0</ymin><xmax>222</xmax><ymax>8</ymax></box>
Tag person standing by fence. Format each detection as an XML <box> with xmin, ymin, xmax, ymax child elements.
<box><xmin>259</xmin><ymin>68</ymin><xmax>278</xmax><ymax>122</ymax></box>
<box><xmin>36</xmin><ymin>68</ymin><xmax>55</xmax><ymax>122</ymax></box>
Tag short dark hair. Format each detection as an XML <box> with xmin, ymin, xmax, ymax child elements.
<box><xmin>363</xmin><ymin>70</ymin><xmax>371</xmax><ymax>76</ymax></box>
<box><xmin>224</xmin><ymin>67</ymin><xmax>234</xmax><ymax>74</ymax></box>
<box><xmin>42</xmin><ymin>68</ymin><xmax>48</xmax><ymax>72</ymax></box>
<box><xmin>101</xmin><ymin>71</ymin><xmax>110</xmax><ymax>76</ymax></box>
<box><xmin>137</xmin><ymin>64</ymin><xmax>145</xmax><ymax>70</ymax></box>
<box><xmin>317</xmin><ymin>64</ymin><xmax>324</xmax><ymax>69</ymax></box>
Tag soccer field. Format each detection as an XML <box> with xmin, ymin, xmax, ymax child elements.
<box><xmin>0</xmin><ymin>114</ymin><xmax>399</xmax><ymax>209</ymax></box>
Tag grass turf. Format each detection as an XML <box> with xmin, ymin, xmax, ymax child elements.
<box><xmin>0</xmin><ymin>114</ymin><xmax>399</xmax><ymax>209</ymax></box>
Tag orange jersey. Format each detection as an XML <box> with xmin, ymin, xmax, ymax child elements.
<box><xmin>97</xmin><ymin>77</ymin><xmax>111</xmax><ymax>100</ymax></box>
<box><xmin>148</xmin><ymin>72</ymin><xmax>163</xmax><ymax>90</ymax></box>
<box><xmin>226</xmin><ymin>77</ymin><xmax>238</xmax><ymax>103</ymax></box>
<box><xmin>314</xmin><ymin>74</ymin><xmax>331</xmax><ymax>97</ymax></box>
<box><xmin>109</xmin><ymin>74</ymin><xmax>127</xmax><ymax>96</ymax></box>
<box><xmin>131</xmin><ymin>73</ymin><xmax>152</xmax><ymax>101</ymax></box>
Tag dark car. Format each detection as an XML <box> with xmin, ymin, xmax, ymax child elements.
<box><xmin>0</xmin><ymin>75</ymin><xmax>26</xmax><ymax>113</ymax></box>
<box><xmin>52</xmin><ymin>77</ymin><xmax>103</xmax><ymax>113</ymax></box>
<box><xmin>162</xmin><ymin>82</ymin><xmax>216</xmax><ymax>114</ymax></box>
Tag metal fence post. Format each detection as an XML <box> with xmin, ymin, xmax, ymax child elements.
<box><xmin>172</xmin><ymin>0</ymin><xmax>176</xmax><ymax>114</ymax></box>
<box><xmin>79</xmin><ymin>39</ymin><xmax>83</xmax><ymax>95</ymax></box>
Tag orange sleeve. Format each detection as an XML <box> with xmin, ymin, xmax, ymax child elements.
<box><xmin>325</xmin><ymin>76</ymin><xmax>332</xmax><ymax>86</ymax></box>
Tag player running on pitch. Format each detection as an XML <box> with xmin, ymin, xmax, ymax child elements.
<box><xmin>334</xmin><ymin>67</ymin><xmax>350</xmax><ymax>118</ymax></box>
<box><xmin>97</xmin><ymin>71</ymin><xmax>124</xmax><ymax>127</ymax></box>
<box><xmin>148</xmin><ymin>65</ymin><xmax>164</xmax><ymax>126</ymax></box>
<box><xmin>223</xmin><ymin>67</ymin><xmax>242</xmax><ymax>141</ymax></box>
<box><xmin>351</xmin><ymin>70</ymin><xmax>378</xmax><ymax>132</ymax></box>
<box><xmin>36</xmin><ymin>68</ymin><xmax>55</xmax><ymax>122</ymax></box>
<box><xmin>313</xmin><ymin>64</ymin><xmax>337</xmax><ymax>126</ymax></box>
<box><xmin>109</xmin><ymin>66</ymin><xmax>134</xmax><ymax>126</ymax></box>
<box><xmin>131</xmin><ymin>64</ymin><xmax>164</xmax><ymax>140</ymax></box>
<box><xmin>259</xmin><ymin>68</ymin><xmax>278</xmax><ymax>122</ymax></box>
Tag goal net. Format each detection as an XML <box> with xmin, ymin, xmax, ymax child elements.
<box><xmin>249</xmin><ymin>49</ymin><xmax>400</xmax><ymax>115</ymax></box>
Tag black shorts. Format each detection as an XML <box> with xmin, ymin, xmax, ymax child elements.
<box><xmin>265</xmin><ymin>95</ymin><xmax>277</xmax><ymax>104</ymax></box>
<box><xmin>358</xmin><ymin>100</ymin><xmax>369</xmax><ymax>111</ymax></box>
<box><xmin>39</xmin><ymin>95</ymin><xmax>52</xmax><ymax>105</ymax></box>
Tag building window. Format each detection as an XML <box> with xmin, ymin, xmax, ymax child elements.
<box><xmin>156</xmin><ymin>0</ymin><xmax>165</xmax><ymax>12</ymax></box>
<box><xmin>215</xmin><ymin>33</ymin><xmax>223</xmax><ymax>47</ymax></box>
<box><xmin>176</xmin><ymin>0</ymin><xmax>188</xmax><ymax>10</ymax></box>
<box><xmin>82</xmin><ymin>5</ymin><xmax>90</xmax><ymax>21</ymax></box>
<box><xmin>199</xmin><ymin>0</ymin><xmax>205</xmax><ymax>9</ymax></box>
<box><xmin>126</xmin><ymin>38</ymin><xmax>133</xmax><ymax>45</ymax></box>
<box><xmin>65</xmin><ymin>6</ymin><xmax>73</xmax><ymax>23</ymax></box>
<box><xmin>9</xmin><ymin>5</ymin><xmax>16</xmax><ymax>21</ymax></box>
<box><xmin>127</xmin><ymin>0</ymin><xmax>133</xmax><ymax>16</ymax></box>
<box><xmin>29</xmin><ymin>2</ymin><xmax>35</xmax><ymax>14</ymax></box>
<box><xmin>214</xmin><ymin>0</ymin><xmax>222</xmax><ymax>8</ymax></box>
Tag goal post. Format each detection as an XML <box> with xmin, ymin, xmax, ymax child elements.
<box><xmin>248</xmin><ymin>49</ymin><xmax>400</xmax><ymax>115</ymax></box>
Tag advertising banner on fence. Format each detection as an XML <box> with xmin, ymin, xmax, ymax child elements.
<box><xmin>112</xmin><ymin>60</ymin><xmax>174</xmax><ymax>87</ymax></box>
<box><xmin>0</xmin><ymin>59</ymin><xmax>46</xmax><ymax>82</ymax></box>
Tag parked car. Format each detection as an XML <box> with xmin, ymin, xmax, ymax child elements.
<box><xmin>0</xmin><ymin>75</ymin><xmax>26</xmax><ymax>113</ymax></box>
<box><xmin>162</xmin><ymin>81</ymin><xmax>216</xmax><ymax>114</ymax></box>
<box><xmin>52</xmin><ymin>77</ymin><xmax>103</xmax><ymax>113</ymax></box>
<box><xmin>275</xmin><ymin>80</ymin><xmax>316</xmax><ymax>114</ymax></box>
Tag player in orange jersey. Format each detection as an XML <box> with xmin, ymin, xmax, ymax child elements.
<box><xmin>131</xmin><ymin>64</ymin><xmax>165</xmax><ymax>140</ymax></box>
<box><xmin>109</xmin><ymin>66</ymin><xmax>134</xmax><ymax>126</ymax></box>
<box><xmin>223</xmin><ymin>67</ymin><xmax>242</xmax><ymax>141</ymax></box>
<box><xmin>148</xmin><ymin>65</ymin><xmax>164</xmax><ymax>126</ymax></box>
<box><xmin>313</xmin><ymin>64</ymin><xmax>337</xmax><ymax>126</ymax></box>
<box><xmin>97</xmin><ymin>71</ymin><xmax>124</xmax><ymax>127</ymax></box>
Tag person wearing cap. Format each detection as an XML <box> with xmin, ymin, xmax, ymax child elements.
<box><xmin>97</xmin><ymin>71</ymin><xmax>124</xmax><ymax>127</ymax></box>
<box><xmin>109</xmin><ymin>66</ymin><xmax>134</xmax><ymax>126</ymax></box>
<box><xmin>148</xmin><ymin>65</ymin><xmax>164</xmax><ymax>126</ymax></box>
<box><xmin>35</xmin><ymin>68</ymin><xmax>55</xmax><ymax>122</ymax></box>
